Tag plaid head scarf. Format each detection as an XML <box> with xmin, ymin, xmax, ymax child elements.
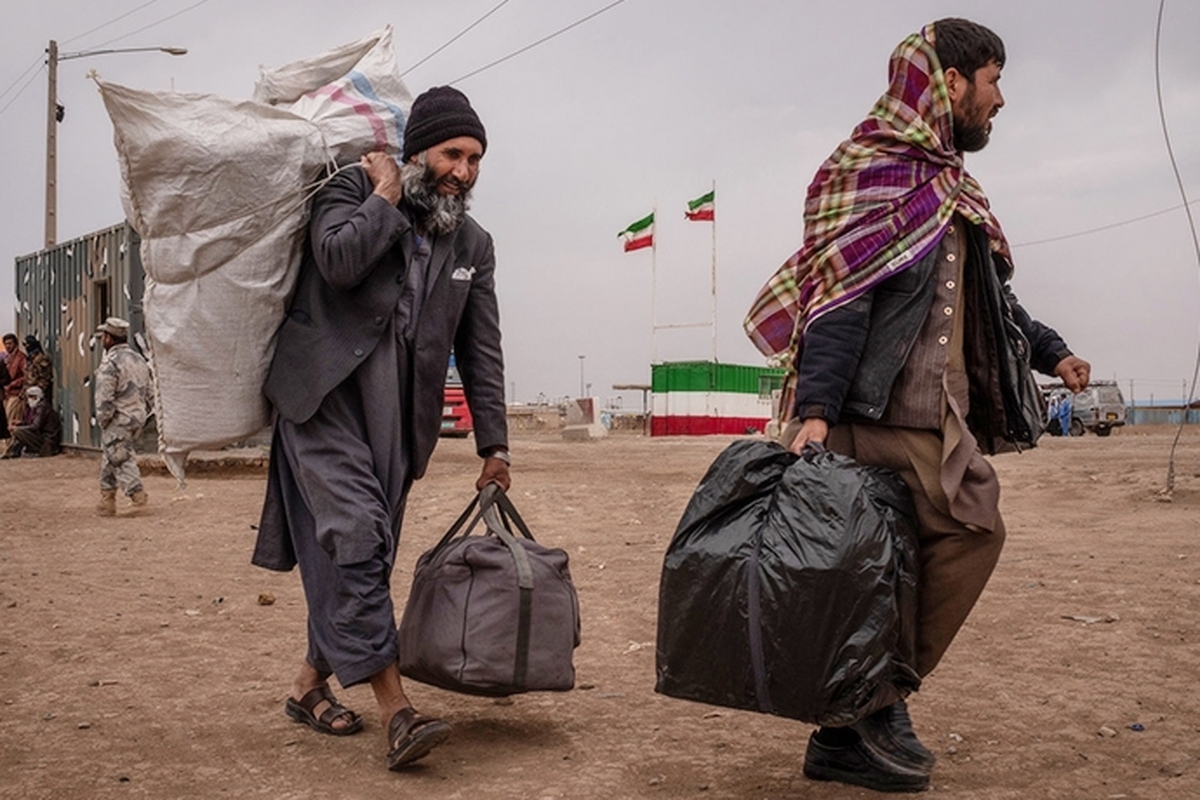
<box><xmin>743</xmin><ymin>23</ymin><xmax>1012</xmax><ymax>360</ymax></box>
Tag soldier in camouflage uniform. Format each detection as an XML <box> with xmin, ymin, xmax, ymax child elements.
<box><xmin>94</xmin><ymin>317</ymin><xmax>154</xmax><ymax>516</ymax></box>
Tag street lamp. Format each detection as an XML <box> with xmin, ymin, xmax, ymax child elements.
<box><xmin>45</xmin><ymin>40</ymin><xmax>187</xmax><ymax>247</ymax></box>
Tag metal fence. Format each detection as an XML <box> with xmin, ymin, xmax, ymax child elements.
<box><xmin>1128</xmin><ymin>406</ymin><xmax>1200</xmax><ymax>426</ymax></box>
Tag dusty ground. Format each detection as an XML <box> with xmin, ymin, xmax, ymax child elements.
<box><xmin>1</xmin><ymin>426</ymin><xmax>1199</xmax><ymax>799</ymax></box>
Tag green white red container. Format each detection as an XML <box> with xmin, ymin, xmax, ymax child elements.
<box><xmin>651</xmin><ymin>361</ymin><xmax>785</xmax><ymax>436</ymax></box>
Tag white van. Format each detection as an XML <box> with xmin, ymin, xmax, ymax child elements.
<box><xmin>1043</xmin><ymin>380</ymin><xmax>1126</xmax><ymax>437</ymax></box>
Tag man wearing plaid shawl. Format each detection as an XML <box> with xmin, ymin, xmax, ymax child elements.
<box><xmin>746</xmin><ymin>19</ymin><xmax>1091</xmax><ymax>793</ymax></box>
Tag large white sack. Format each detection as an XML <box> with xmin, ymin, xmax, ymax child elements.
<box><xmin>254</xmin><ymin>26</ymin><xmax>412</xmax><ymax>161</ymax></box>
<box><xmin>101</xmin><ymin>81</ymin><xmax>327</xmax><ymax>482</ymax></box>
<box><xmin>99</xmin><ymin>27</ymin><xmax>412</xmax><ymax>482</ymax></box>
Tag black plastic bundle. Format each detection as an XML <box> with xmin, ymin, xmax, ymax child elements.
<box><xmin>655</xmin><ymin>439</ymin><xmax>921</xmax><ymax>726</ymax></box>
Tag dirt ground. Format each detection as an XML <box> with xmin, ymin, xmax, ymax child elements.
<box><xmin>2</xmin><ymin>425</ymin><xmax>1199</xmax><ymax>799</ymax></box>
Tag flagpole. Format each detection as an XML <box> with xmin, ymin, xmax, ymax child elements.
<box><xmin>710</xmin><ymin>178</ymin><xmax>717</xmax><ymax>363</ymax></box>
<box><xmin>652</xmin><ymin>199</ymin><xmax>659</xmax><ymax>364</ymax></box>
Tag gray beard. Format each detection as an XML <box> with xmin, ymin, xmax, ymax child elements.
<box><xmin>400</xmin><ymin>159</ymin><xmax>472</xmax><ymax>235</ymax></box>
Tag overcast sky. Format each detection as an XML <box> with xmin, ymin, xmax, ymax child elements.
<box><xmin>2</xmin><ymin>0</ymin><xmax>1198</xmax><ymax>407</ymax></box>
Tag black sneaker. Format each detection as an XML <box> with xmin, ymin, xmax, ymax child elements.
<box><xmin>803</xmin><ymin>728</ymin><xmax>930</xmax><ymax>793</ymax></box>
<box><xmin>852</xmin><ymin>700</ymin><xmax>936</xmax><ymax>772</ymax></box>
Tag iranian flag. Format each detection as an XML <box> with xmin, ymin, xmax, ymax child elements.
<box><xmin>619</xmin><ymin>212</ymin><xmax>655</xmax><ymax>252</ymax></box>
<box><xmin>685</xmin><ymin>190</ymin><xmax>714</xmax><ymax>221</ymax></box>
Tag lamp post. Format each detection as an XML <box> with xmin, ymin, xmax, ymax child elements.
<box><xmin>45</xmin><ymin>40</ymin><xmax>187</xmax><ymax>248</ymax></box>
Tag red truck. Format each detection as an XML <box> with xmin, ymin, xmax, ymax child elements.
<box><xmin>440</xmin><ymin>357</ymin><xmax>473</xmax><ymax>437</ymax></box>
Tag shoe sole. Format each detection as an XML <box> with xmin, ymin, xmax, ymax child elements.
<box><xmin>803</xmin><ymin>761</ymin><xmax>930</xmax><ymax>793</ymax></box>
<box><xmin>387</xmin><ymin>720</ymin><xmax>452</xmax><ymax>770</ymax></box>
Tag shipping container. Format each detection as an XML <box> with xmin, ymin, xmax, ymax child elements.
<box><xmin>13</xmin><ymin>222</ymin><xmax>147</xmax><ymax>449</ymax></box>
<box><xmin>650</xmin><ymin>361</ymin><xmax>785</xmax><ymax>436</ymax></box>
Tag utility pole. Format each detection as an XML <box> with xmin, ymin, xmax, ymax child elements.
<box><xmin>44</xmin><ymin>41</ymin><xmax>187</xmax><ymax>248</ymax></box>
<box><xmin>45</xmin><ymin>40</ymin><xmax>58</xmax><ymax>248</ymax></box>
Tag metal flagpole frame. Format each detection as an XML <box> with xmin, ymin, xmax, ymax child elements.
<box><xmin>652</xmin><ymin>199</ymin><xmax>659</xmax><ymax>364</ymax></box>
<box><xmin>710</xmin><ymin>178</ymin><xmax>717</xmax><ymax>363</ymax></box>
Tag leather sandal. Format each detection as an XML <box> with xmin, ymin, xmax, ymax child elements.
<box><xmin>386</xmin><ymin>707</ymin><xmax>452</xmax><ymax>770</ymax></box>
<box><xmin>285</xmin><ymin>685</ymin><xmax>364</xmax><ymax>736</ymax></box>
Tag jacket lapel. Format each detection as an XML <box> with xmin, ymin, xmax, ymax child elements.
<box><xmin>424</xmin><ymin>232</ymin><xmax>455</xmax><ymax>300</ymax></box>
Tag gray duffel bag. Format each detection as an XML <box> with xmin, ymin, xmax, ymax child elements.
<box><xmin>398</xmin><ymin>484</ymin><xmax>580</xmax><ymax>696</ymax></box>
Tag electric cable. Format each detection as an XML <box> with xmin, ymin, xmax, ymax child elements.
<box><xmin>0</xmin><ymin>1</ymin><xmax>163</xmax><ymax>110</ymax></box>
<box><xmin>0</xmin><ymin>55</ymin><xmax>43</xmax><ymax>103</ymax></box>
<box><xmin>401</xmin><ymin>0</ymin><xmax>512</xmax><ymax>78</ymax></box>
<box><xmin>63</xmin><ymin>0</ymin><xmax>163</xmax><ymax>46</ymax></box>
<box><xmin>1013</xmin><ymin>199</ymin><xmax>1200</xmax><ymax>248</ymax></box>
<box><xmin>91</xmin><ymin>0</ymin><xmax>210</xmax><ymax>50</ymax></box>
<box><xmin>448</xmin><ymin>0</ymin><xmax>626</xmax><ymax>85</ymax></box>
<box><xmin>1154</xmin><ymin>0</ymin><xmax>1200</xmax><ymax>493</ymax></box>
<box><xmin>0</xmin><ymin>64</ymin><xmax>45</xmax><ymax>118</ymax></box>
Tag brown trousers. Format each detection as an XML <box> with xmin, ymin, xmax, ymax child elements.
<box><xmin>784</xmin><ymin>420</ymin><xmax>1005</xmax><ymax>677</ymax></box>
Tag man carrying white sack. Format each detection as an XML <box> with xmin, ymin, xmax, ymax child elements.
<box><xmin>253</xmin><ymin>86</ymin><xmax>510</xmax><ymax>771</ymax></box>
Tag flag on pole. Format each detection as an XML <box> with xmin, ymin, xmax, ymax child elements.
<box><xmin>618</xmin><ymin>212</ymin><xmax>655</xmax><ymax>251</ymax></box>
<box><xmin>685</xmin><ymin>190</ymin><xmax>715</xmax><ymax>221</ymax></box>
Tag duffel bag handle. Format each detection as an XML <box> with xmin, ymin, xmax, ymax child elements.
<box><xmin>476</xmin><ymin>487</ymin><xmax>538</xmax><ymax>690</ymax></box>
<box><xmin>480</xmin><ymin>483</ymin><xmax>537</xmax><ymax>542</ymax></box>
<box><xmin>433</xmin><ymin>491</ymin><xmax>487</xmax><ymax>550</ymax></box>
<box><xmin>431</xmin><ymin>484</ymin><xmax>538</xmax><ymax>552</ymax></box>
<box><xmin>480</xmin><ymin>503</ymin><xmax>535</xmax><ymax>591</ymax></box>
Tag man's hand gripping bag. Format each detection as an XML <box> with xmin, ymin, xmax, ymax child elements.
<box><xmin>655</xmin><ymin>439</ymin><xmax>921</xmax><ymax>726</ymax></box>
<box><xmin>398</xmin><ymin>485</ymin><xmax>580</xmax><ymax>696</ymax></box>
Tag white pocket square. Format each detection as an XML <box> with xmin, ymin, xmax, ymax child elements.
<box><xmin>451</xmin><ymin>266</ymin><xmax>476</xmax><ymax>281</ymax></box>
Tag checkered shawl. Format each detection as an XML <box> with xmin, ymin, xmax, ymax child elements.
<box><xmin>743</xmin><ymin>24</ymin><xmax>1012</xmax><ymax>359</ymax></box>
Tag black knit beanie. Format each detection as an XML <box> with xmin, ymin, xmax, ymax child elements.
<box><xmin>402</xmin><ymin>86</ymin><xmax>487</xmax><ymax>162</ymax></box>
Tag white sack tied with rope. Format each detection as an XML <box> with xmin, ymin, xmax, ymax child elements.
<box><xmin>98</xmin><ymin>26</ymin><xmax>412</xmax><ymax>482</ymax></box>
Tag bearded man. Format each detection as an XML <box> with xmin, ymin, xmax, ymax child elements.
<box><xmin>254</xmin><ymin>86</ymin><xmax>509</xmax><ymax>772</ymax></box>
<box><xmin>745</xmin><ymin>19</ymin><xmax>1090</xmax><ymax>793</ymax></box>
<box><xmin>4</xmin><ymin>386</ymin><xmax>61</xmax><ymax>458</ymax></box>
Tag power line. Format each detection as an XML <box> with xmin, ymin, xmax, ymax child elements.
<box><xmin>449</xmin><ymin>0</ymin><xmax>626</xmax><ymax>85</ymax></box>
<box><xmin>1013</xmin><ymin>199</ymin><xmax>1200</xmax><ymax>248</ymax></box>
<box><xmin>63</xmin><ymin>0</ymin><xmax>164</xmax><ymax>46</ymax></box>
<box><xmin>0</xmin><ymin>54</ymin><xmax>43</xmax><ymax>104</ymax></box>
<box><xmin>1154</xmin><ymin>0</ymin><xmax>1200</xmax><ymax>493</ymax></box>
<box><xmin>0</xmin><ymin>64</ymin><xmax>45</xmax><ymax>119</ymax></box>
<box><xmin>0</xmin><ymin>1</ymin><xmax>165</xmax><ymax>107</ymax></box>
<box><xmin>91</xmin><ymin>0</ymin><xmax>210</xmax><ymax>50</ymax></box>
<box><xmin>402</xmin><ymin>0</ymin><xmax>512</xmax><ymax>78</ymax></box>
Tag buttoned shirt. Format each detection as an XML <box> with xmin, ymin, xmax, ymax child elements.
<box><xmin>880</xmin><ymin>215</ymin><xmax>968</xmax><ymax>429</ymax></box>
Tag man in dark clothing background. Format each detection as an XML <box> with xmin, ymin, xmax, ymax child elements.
<box><xmin>254</xmin><ymin>86</ymin><xmax>509</xmax><ymax>772</ymax></box>
<box><xmin>3</xmin><ymin>386</ymin><xmax>61</xmax><ymax>458</ymax></box>
<box><xmin>746</xmin><ymin>18</ymin><xmax>1090</xmax><ymax>793</ymax></box>
<box><xmin>23</xmin><ymin>335</ymin><xmax>53</xmax><ymax>404</ymax></box>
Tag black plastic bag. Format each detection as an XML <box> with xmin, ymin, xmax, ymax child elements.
<box><xmin>655</xmin><ymin>439</ymin><xmax>921</xmax><ymax>726</ymax></box>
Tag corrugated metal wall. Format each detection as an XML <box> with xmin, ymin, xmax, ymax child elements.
<box><xmin>651</xmin><ymin>361</ymin><xmax>786</xmax><ymax>395</ymax></box>
<box><xmin>13</xmin><ymin>222</ymin><xmax>146</xmax><ymax>449</ymax></box>
<box><xmin>650</xmin><ymin>361</ymin><xmax>785</xmax><ymax>436</ymax></box>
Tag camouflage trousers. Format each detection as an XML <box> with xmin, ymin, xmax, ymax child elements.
<box><xmin>99</xmin><ymin>423</ymin><xmax>144</xmax><ymax>495</ymax></box>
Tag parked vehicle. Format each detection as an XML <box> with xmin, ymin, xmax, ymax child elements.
<box><xmin>1074</xmin><ymin>380</ymin><xmax>1127</xmax><ymax>436</ymax></box>
<box><xmin>1041</xmin><ymin>380</ymin><xmax>1126</xmax><ymax>437</ymax></box>
<box><xmin>440</xmin><ymin>355</ymin><xmax>473</xmax><ymax>438</ymax></box>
